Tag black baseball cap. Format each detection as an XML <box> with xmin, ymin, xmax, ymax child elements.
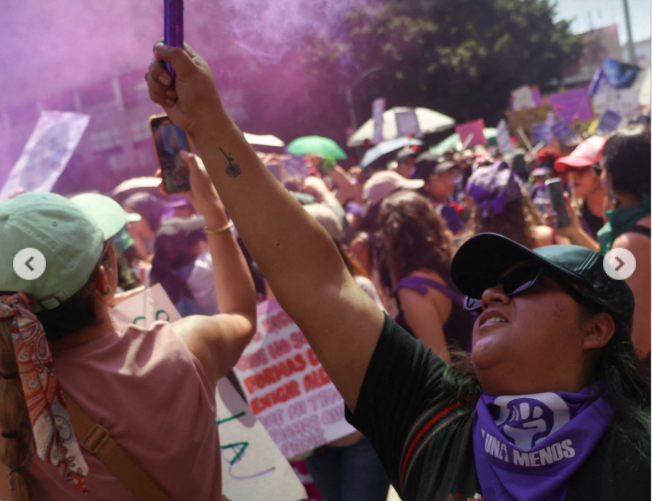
<box><xmin>451</xmin><ymin>233</ymin><xmax>634</xmax><ymax>329</ymax></box>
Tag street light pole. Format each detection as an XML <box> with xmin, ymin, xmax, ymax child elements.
<box><xmin>622</xmin><ymin>0</ymin><xmax>636</xmax><ymax>64</ymax></box>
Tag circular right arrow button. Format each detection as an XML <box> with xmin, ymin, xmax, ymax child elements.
<box><xmin>603</xmin><ymin>248</ymin><xmax>636</xmax><ymax>280</ymax></box>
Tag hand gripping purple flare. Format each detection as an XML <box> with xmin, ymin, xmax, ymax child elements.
<box><xmin>164</xmin><ymin>0</ymin><xmax>184</xmax><ymax>79</ymax></box>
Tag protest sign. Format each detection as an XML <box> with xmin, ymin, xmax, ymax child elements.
<box><xmin>496</xmin><ymin>119</ymin><xmax>513</xmax><ymax>154</ymax></box>
<box><xmin>550</xmin><ymin>120</ymin><xmax>582</xmax><ymax>147</ymax></box>
<box><xmin>395</xmin><ymin>109</ymin><xmax>423</xmax><ymax>138</ymax></box>
<box><xmin>531</xmin><ymin>122</ymin><xmax>552</xmax><ymax>146</ymax></box>
<box><xmin>596</xmin><ymin>110</ymin><xmax>622</xmax><ymax>133</ymax></box>
<box><xmin>372</xmin><ymin>98</ymin><xmax>386</xmax><ymax>144</ymax></box>
<box><xmin>110</xmin><ymin>283</ymin><xmax>178</xmax><ymax>329</ymax></box>
<box><xmin>233</xmin><ymin>299</ymin><xmax>357</xmax><ymax>459</ymax></box>
<box><xmin>592</xmin><ymin>77</ymin><xmax>645</xmax><ymax>120</ymax></box>
<box><xmin>217</xmin><ymin>378</ymin><xmax>307</xmax><ymax>501</ymax></box>
<box><xmin>510</xmin><ymin>86</ymin><xmax>537</xmax><ymax>111</ymax></box>
<box><xmin>0</xmin><ymin>111</ymin><xmax>90</xmax><ymax>202</ymax></box>
<box><xmin>111</xmin><ymin>287</ymin><xmax>306</xmax><ymax>501</ymax></box>
<box><xmin>455</xmin><ymin>119</ymin><xmax>486</xmax><ymax>149</ymax></box>
<box><xmin>282</xmin><ymin>155</ymin><xmax>311</xmax><ymax>178</ymax></box>
<box><xmin>545</xmin><ymin>88</ymin><xmax>593</xmax><ymax>123</ymax></box>
<box><xmin>505</xmin><ymin>105</ymin><xmax>554</xmax><ymax>138</ymax></box>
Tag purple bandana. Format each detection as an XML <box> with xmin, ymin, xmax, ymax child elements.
<box><xmin>473</xmin><ymin>383</ymin><xmax>613</xmax><ymax>501</ymax></box>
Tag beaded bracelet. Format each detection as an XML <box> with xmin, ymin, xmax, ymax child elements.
<box><xmin>204</xmin><ymin>221</ymin><xmax>234</xmax><ymax>234</ymax></box>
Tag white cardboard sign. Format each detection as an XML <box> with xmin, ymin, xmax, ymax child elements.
<box><xmin>233</xmin><ymin>299</ymin><xmax>357</xmax><ymax>459</ymax></box>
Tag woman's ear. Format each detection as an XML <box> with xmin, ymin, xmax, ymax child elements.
<box><xmin>94</xmin><ymin>265</ymin><xmax>110</xmax><ymax>296</ymax></box>
<box><xmin>582</xmin><ymin>312</ymin><xmax>616</xmax><ymax>351</ymax></box>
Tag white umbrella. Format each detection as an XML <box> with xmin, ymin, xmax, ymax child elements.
<box><xmin>244</xmin><ymin>132</ymin><xmax>285</xmax><ymax>148</ymax></box>
<box><xmin>360</xmin><ymin>137</ymin><xmax>423</xmax><ymax>167</ymax></box>
<box><xmin>347</xmin><ymin>107</ymin><xmax>455</xmax><ymax>147</ymax></box>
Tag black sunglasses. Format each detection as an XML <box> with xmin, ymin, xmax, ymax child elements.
<box><xmin>463</xmin><ymin>263</ymin><xmax>599</xmax><ymax>313</ymax></box>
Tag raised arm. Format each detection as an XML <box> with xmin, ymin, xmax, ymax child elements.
<box><xmin>146</xmin><ymin>43</ymin><xmax>384</xmax><ymax>411</ymax></box>
<box><xmin>169</xmin><ymin>153</ymin><xmax>257</xmax><ymax>387</ymax></box>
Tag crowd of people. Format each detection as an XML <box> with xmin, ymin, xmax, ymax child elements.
<box><xmin>0</xmin><ymin>40</ymin><xmax>649</xmax><ymax>501</ymax></box>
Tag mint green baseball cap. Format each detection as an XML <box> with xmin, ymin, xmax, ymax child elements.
<box><xmin>0</xmin><ymin>193</ymin><xmax>117</xmax><ymax>311</ymax></box>
<box><xmin>70</xmin><ymin>193</ymin><xmax>139</xmax><ymax>254</ymax></box>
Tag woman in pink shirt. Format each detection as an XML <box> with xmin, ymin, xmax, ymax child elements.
<box><xmin>0</xmin><ymin>155</ymin><xmax>256</xmax><ymax>500</ymax></box>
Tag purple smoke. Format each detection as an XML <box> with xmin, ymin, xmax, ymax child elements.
<box><xmin>0</xmin><ymin>0</ymin><xmax>376</xmax><ymax>192</ymax></box>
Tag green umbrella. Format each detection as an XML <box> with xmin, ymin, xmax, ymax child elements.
<box><xmin>430</xmin><ymin>128</ymin><xmax>498</xmax><ymax>155</ymax></box>
<box><xmin>286</xmin><ymin>136</ymin><xmax>348</xmax><ymax>160</ymax></box>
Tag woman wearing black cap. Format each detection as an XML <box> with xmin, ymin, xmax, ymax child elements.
<box><xmin>147</xmin><ymin>42</ymin><xmax>650</xmax><ymax>500</ymax></box>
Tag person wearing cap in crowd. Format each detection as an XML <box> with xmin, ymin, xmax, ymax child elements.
<box><xmin>0</xmin><ymin>149</ymin><xmax>256</xmax><ymax>500</ymax></box>
<box><xmin>553</xmin><ymin>136</ymin><xmax>607</xmax><ymax>241</ymax></box>
<box><xmin>467</xmin><ymin>160</ymin><xmax>570</xmax><ymax>249</ymax></box>
<box><xmin>69</xmin><ymin>193</ymin><xmax>144</xmax><ymax>299</ymax></box>
<box><xmin>413</xmin><ymin>152</ymin><xmax>466</xmax><ymax>235</ymax></box>
<box><xmin>121</xmin><ymin>191</ymin><xmax>168</xmax><ymax>268</ymax></box>
<box><xmin>376</xmin><ymin>190</ymin><xmax>473</xmax><ymax>360</ymax></box>
<box><xmin>528</xmin><ymin>147</ymin><xmax>561</xmax><ymax>210</ymax></box>
<box><xmin>395</xmin><ymin>146</ymin><xmax>419</xmax><ymax>179</ymax></box>
<box><xmin>145</xmin><ymin>41</ymin><xmax>650</xmax><ymax>500</ymax></box>
<box><xmin>597</xmin><ymin>125</ymin><xmax>651</xmax><ymax>360</ymax></box>
<box><xmin>350</xmin><ymin>170</ymin><xmax>424</xmax><ymax>276</ymax></box>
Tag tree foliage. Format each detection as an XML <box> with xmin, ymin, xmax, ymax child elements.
<box><xmin>304</xmin><ymin>0</ymin><xmax>583</xmax><ymax>132</ymax></box>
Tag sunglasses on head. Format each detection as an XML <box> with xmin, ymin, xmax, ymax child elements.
<box><xmin>463</xmin><ymin>262</ymin><xmax>598</xmax><ymax>313</ymax></box>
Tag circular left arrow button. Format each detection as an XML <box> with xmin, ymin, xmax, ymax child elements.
<box><xmin>13</xmin><ymin>248</ymin><xmax>46</xmax><ymax>280</ymax></box>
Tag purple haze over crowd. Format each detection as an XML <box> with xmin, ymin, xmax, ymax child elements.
<box><xmin>1</xmin><ymin>0</ymin><xmax>377</xmax><ymax>189</ymax></box>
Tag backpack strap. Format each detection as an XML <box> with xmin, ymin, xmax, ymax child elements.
<box><xmin>64</xmin><ymin>391</ymin><xmax>175</xmax><ymax>501</ymax></box>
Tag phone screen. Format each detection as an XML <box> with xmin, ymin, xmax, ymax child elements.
<box><xmin>150</xmin><ymin>115</ymin><xmax>191</xmax><ymax>194</ymax></box>
<box><xmin>545</xmin><ymin>178</ymin><xmax>570</xmax><ymax>229</ymax></box>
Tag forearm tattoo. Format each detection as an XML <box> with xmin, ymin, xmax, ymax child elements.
<box><xmin>219</xmin><ymin>147</ymin><xmax>241</xmax><ymax>178</ymax></box>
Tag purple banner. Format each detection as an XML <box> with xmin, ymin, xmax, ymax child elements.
<box><xmin>546</xmin><ymin>88</ymin><xmax>594</xmax><ymax>123</ymax></box>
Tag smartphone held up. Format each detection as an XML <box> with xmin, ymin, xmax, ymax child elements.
<box><xmin>149</xmin><ymin>115</ymin><xmax>192</xmax><ymax>194</ymax></box>
<box><xmin>545</xmin><ymin>177</ymin><xmax>570</xmax><ymax>229</ymax></box>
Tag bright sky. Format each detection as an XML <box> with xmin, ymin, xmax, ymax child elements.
<box><xmin>554</xmin><ymin>0</ymin><xmax>651</xmax><ymax>43</ymax></box>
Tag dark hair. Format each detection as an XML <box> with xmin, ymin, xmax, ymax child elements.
<box><xmin>150</xmin><ymin>231</ymin><xmax>205</xmax><ymax>304</ymax></box>
<box><xmin>34</xmin><ymin>251</ymin><xmax>110</xmax><ymax>341</ymax></box>
<box><xmin>0</xmin><ymin>252</ymin><xmax>109</xmax><ymax>500</ymax></box>
<box><xmin>469</xmin><ymin>193</ymin><xmax>543</xmax><ymax>249</ymax></box>
<box><xmin>376</xmin><ymin>191</ymin><xmax>453</xmax><ymax>291</ymax></box>
<box><xmin>601</xmin><ymin>126</ymin><xmax>651</xmax><ymax>198</ymax></box>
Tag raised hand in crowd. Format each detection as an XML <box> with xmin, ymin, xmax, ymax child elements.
<box><xmin>302</xmin><ymin>175</ymin><xmax>342</xmax><ymax>209</ymax></box>
<box><xmin>157</xmin><ymin>150</ymin><xmax>258</xmax><ymax>385</ymax></box>
<box><xmin>147</xmin><ymin>41</ymin><xmax>384</xmax><ymax>411</ymax></box>
<box><xmin>543</xmin><ymin>194</ymin><xmax>599</xmax><ymax>252</ymax></box>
